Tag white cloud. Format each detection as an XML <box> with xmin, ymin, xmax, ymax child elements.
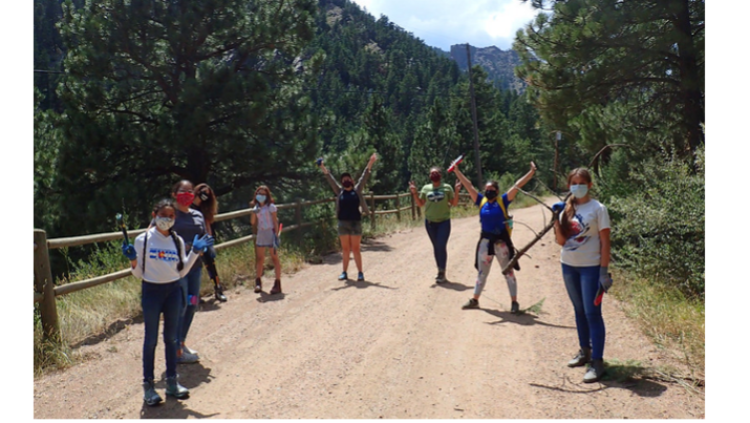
<box><xmin>349</xmin><ymin>0</ymin><xmax>540</xmax><ymax>51</ymax></box>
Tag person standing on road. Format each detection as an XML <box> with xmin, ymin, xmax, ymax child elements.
<box><xmin>250</xmin><ymin>185</ymin><xmax>283</xmax><ymax>295</ymax></box>
<box><xmin>453</xmin><ymin>161</ymin><xmax>537</xmax><ymax>314</ymax></box>
<box><xmin>192</xmin><ymin>183</ymin><xmax>227</xmax><ymax>302</ymax></box>
<box><xmin>409</xmin><ymin>167</ymin><xmax>461</xmax><ymax>284</ymax></box>
<box><xmin>122</xmin><ymin>198</ymin><xmax>214</xmax><ymax>406</ymax></box>
<box><xmin>318</xmin><ymin>153</ymin><xmax>378</xmax><ymax>282</ymax></box>
<box><xmin>552</xmin><ymin>167</ymin><xmax>612</xmax><ymax>383</ymax></box>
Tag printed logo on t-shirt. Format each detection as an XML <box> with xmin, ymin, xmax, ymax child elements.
<box><xmin>427</xmin><ymin>190</ymin><xmax>446</xmax><ymax>202</ymax></box>
<box><xmin>148</xmin><ymin>248</ymin><xmax>179</xmax><ymax>262</ymax></box>
<box><xmin>563</xmin><ymin>213</ymin><xmax>590</xmax><ymax>251</ymax></box>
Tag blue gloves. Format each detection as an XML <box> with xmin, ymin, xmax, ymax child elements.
<box><xmin>122</xmin><ymin>241</ymin><xmax>137</xmax><ymax>260</ymax></box>
<box><xmin>316</xmin><ymin>157</ymin><xmax>324</xmax><ymax>167</ymax></box>
<box><xmin>192</xmin><ymin>234</ymin><xmax>215</xmax><ymax>254</ymax></box>
<box><xmin>552</xmin><ymin>202</ymin><xmax>565</xmax><ymax>213</ymax></box>
<box><xmin>273</xmin><ymin>233</ymin><xmax>281</xmax><ymax>251</ymax></box>
<box><xmin>599</xmin><ymin>266</ymin><xmax>613</xmax><ymax>292</ymax></box>
<box><xmin>205</xmin><ymin>245</ymin><xmax>217</xmax><ymax>260</ymax></box>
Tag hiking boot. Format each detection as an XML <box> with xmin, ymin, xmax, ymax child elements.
<box><xmin>462</xmin><ymin>298</ymin><xmax>479</xmax><ymax>309</ymax></box>
<box><xmin>270</xmin><ymin>280</ymin><xmax>282</xmax><ymax>295</ymax></box>
<box><xmin>567</xmin><ymin>348</ymin><xmax>592</xmax><ymax>368</ymax></box>
<box><xmin>214</xmin><ymin>284</ymin><xmax>227</xmax><ymax>302</ymax></box>
<box><xmin>511</xmin><ymin>301</ymin><xmax>520</xmax><ymax>314</ymax></box>
<box><xmin>338</xmin><ymin>271</ymin><xmax>348</xmax><ymax>281</ymax></box>
<box><xmin>165</xmin><ymin>376</ymin><xmax>189</xmax><ymax>399</ymax></box>
<box><xmin>142</xmin><ymin>380</ymin><xmax>163</xmax><ymax>406</ymax></box>
<box><xmin>583</xmin><ymin>359</ymin><xmax>605</xmax><ymax>383</ymax></box>
<box><xmin>254</xmin><ymin>278</ymin><xmax>262</xmax><ymax>293</ymax></box>
<box><xmin>177</xmin><ymin>350</ymin><xmax>199</xmax><ymax>364</ymax></box>
<box><xmin>435</xmin><ymin>270</ymin><xmax>447</xmax><ymax>284</ymax></box>
<box><xmin>357</xmin><ymin>272</ymin><xmax>365</xmax><ymax>282</ymax></box>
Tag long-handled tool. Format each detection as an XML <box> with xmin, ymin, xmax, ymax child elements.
<box><xmin>115</xmin><ymin>213</ymin><xmax>129</xmax><ymax>242</ymax></box>
<box><xmin>447</xmin><ymin>154</ymin><xmax>465</xmax><ymax>173</ymax></box>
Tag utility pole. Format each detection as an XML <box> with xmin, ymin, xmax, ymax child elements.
<box><xmin>465</xmin><ymin>43</ymin><xmax>483</xmax><ymax>188</ymax></box>
<box><xmin>554</xmin><ymin>131</ymin><xmax>561</xmax><ymax>192</ymax></box>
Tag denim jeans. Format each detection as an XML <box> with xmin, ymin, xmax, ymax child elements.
<box><xmin>424</xmin><ymin>219</ymin><xmax>451</xmax><ymax>271</ymax></box>
<box><xmin>141</xmin><ymin>281</ymin><xmax>181</xmax><ymax>382</ymax></box>
<box><xmin>178</xmin><ymin>265</ymin><xmax>203</xmax><ymax>345</ymax></box>
<box><xmin>561</xmin><ymin>264</ymin><xmax>606</xmax><ymax>360</ymax></box>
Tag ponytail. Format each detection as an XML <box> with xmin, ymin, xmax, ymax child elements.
<box><xmin>560</xmin><ymin>195</ymin><xmax>577</xmax><ymax>239</ymax></box>
<box><xmin>168</xmin><ymin>228</ymin><xmax>185</xmax><ymax>272</ymax></box>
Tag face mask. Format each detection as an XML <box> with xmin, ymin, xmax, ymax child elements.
<box><xmin>570</xmin><ymin>184</ymin><xmax>589</xmax><ymax>199</ymax></box>
<box><xmin>198</xmin><ymin>191</ymin><xmax>210</xmax><ymax>202</ymax></box>
<box><xmin>176</xmin><ymin>192</ymin><xmax>195</xmax><ymax>207</ymax></box>
<box><xmin>429</xmin><ymin>173</ymin><xmax>441</xmax><ymax>182</ymax></box>
<box><xmin>256</xmin><ymin>194</ymin><xmax>267</xmax><ymax>204</ymax></box>
<box><xmin>484</xmin><ymin>190</ymin><xmax>498</xmax><ymax>200</ymax></box>
<box><xmin>155</xmin><ymin>216</ymin><xmax>174</xmax><ymax>231</ymax></box>
<box><xmin>342</xmin><ymin>180</ymin><xmax>353</xmax><ymax>188</ymax></box>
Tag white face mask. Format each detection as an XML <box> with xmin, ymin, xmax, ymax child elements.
<box><xmin>570</xmin><ymin>184</ymin><xmax>589</xmax><ymax>199</ymax></box>
<box><xmin>155</xmin><ymin>216</ymin><xmax>175</xmax><ymax>231</ymax></box>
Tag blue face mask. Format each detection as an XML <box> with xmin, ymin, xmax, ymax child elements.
<box><xmin>570</xmin><ymin>184</ymin><xmax>589</xmax><ymax>199</ymax></box>
<box><xmin>256</xmin><ymin>194</ymin><xmax>267</xmax><ymax>204</ymax></box>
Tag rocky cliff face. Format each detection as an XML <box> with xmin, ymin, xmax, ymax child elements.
<box><xmin>448</xmin><ymin>44</ymin><xmax>525</xmax><ymax>93</ymax></box>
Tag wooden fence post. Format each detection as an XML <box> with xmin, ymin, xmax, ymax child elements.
<box><xmin>395</xmin><ymin>194</ymin><xmax>401</xmax><ymax>221</ymax></box>
<box><xmin>410</xmin><ymin>192</ymin><xmax>416</xmax><ymax>220</ymax></box>
<box><xmin>369</xmin><ymin>192</ymin><xmax>376</xmax><ymax>231</ymax></box>
<box><xmin>34</xmin><ymin>229</ymin><xmax>59</xmax><ymax>341</ymax></box>
<box><xmin>295</xmin><ymin>200</ymin><xmax>303</xmax><ymax>245</ymax></box>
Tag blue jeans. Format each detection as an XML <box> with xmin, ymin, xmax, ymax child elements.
<box><xmin>425</xmin><ymin>219</ymin><xmax>451</xmax><ymax>271</ymax></box>
<box><xmin>141</xmin><ymin>281</ymin><xmax>181</xmax><ymax>382</ymax></box>
<box><xmin>178</xmin><ymin>265</ymin><xmax>203</xmax><ymax>345</ymax></box>
<box><xmin>562</xmin><ymin>264</ymin><xmax>606</xmax><ymax>360</ymax></box>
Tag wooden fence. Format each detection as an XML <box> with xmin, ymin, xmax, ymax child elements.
<box><xmin>33</xmin><ymin>191</ymin><xmax>473</xmax><ymax>340</ymax></box>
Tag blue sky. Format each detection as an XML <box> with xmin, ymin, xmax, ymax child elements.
<box><xmin>349</xmin><ymin>0</ymin><xmax>540</xmax><ymax>51</ymax></box>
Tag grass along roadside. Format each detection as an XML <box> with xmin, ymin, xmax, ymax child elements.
<box><xmin>609</xmin><ymin>268</ymin><xmax>705</xmax><ymax>386</ymax></box>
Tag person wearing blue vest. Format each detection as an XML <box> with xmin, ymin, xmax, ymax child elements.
<box><xmin>453</xmin><ymin>161</ymin><xmax>537</xmax><ymax>313</ymax></box>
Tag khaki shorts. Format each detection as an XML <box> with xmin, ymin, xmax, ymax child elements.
<box><xmin>337</xmin><ymin>220</ymin><xmax>362</xmax><ymax>236</ymax></box>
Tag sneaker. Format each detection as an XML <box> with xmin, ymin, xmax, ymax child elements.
<box><xmin>165</xmin><ymin>376</ymin><xmax>190</xmax><ymax>399</ymax></box>
<box><xmin>254</xmin><ymin>278</ymin><xmax>262</xmax><ymax>293</ymax></box>
<box><xmin>511</xmin><ymin>301</ymin><xmax>520</xmax><ymax>314</ymax></box>
<box><xmin>270</xmin><ymin>280</ymin><xmax>282</xmax><ymax>295</ymax></box>
<box><xmin>462</xmin><ymin>298</ymin><xmax>479</xmax><ymax>309</ymax></box>
<box><xmin>182</xmin><ymin>344</ymin><xmax>198</xmax><ymax>356</ymax></box>
<box><xmin>338</xmin><ymin>272</ymin><xmax>348</xmax><ymax>281</ymax></box>
<box><xmin>583</xmin><ymin>359</ymin><xmax>605</xmax><ymax>383</ymax></box>
<box><xmin>142</xmin><ymin>380</ymin><xmax>163</xmax><ymax>406</ymax></box>
<box><xmin>357</xmin><ymin>272</ymin><xmax>365</xmax><ymax>282</ymax></box>
<box><xmin>214</xmin><ymin>284</ymin><xmax>228</xmax><ymax>302</ymax></box>
<box><xmin>567</xmin><ymin>348</ymin><xmax>592</xmax><ymax>368</ymax></box>
<box><xmin>177</xmin><ymin>350</ymin><xmax>199</xmax><ymax>364</ymax></box>
<box><xmin>435</xmin><ymin>271</ymin><xmax>446</xmax><ymax>284</ymax></box>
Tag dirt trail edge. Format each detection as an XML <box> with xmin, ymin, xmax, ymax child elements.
<box><xmin>34</xmin><ymin>200</ymin><xmax>705</xmax><ymax>419</ymax></box>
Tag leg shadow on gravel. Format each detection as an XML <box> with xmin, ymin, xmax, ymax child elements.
<box><xmin>480</xmin><ymin>308</ymin><xmax>576</xmax><ymax>329</ymax></box>
<box><xmin>360</xmin><ymin>240</ymin><xmax>394</xmax><ymax>252</ymax></box>
<box><xmin>159</xmin><ymin>362</ymin><xmax>214</xmax><ymax>390</ymax></box>
<box><xmin>431</xmin><ymin>280</ymin><xmax>472</xmax><ymax>291</ymax></box>
<box><xmin>256</xmin><ymin>291</ymin><xmax>286</xmax><ymax>302</ymax></box>
<box><xmin>331</xmin><ymin>279</ymin><xmax>397</xmax><ymax>291</ymax></box>
<box><xmin>140</xmin><ymin>399</ymin><xmax>220</xmax><ymax>419</ymax></box>
<box><xmin>529</xmin><ymin>361</ymin><xmax>669</xmax><ymax>398</ymax></box>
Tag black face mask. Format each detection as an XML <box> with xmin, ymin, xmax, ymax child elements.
<box><xmin>199</xmin><ymin>191</ymin><xmax>210</xmax><ymax>202</ymax></box>
<box><xmin>484</xmin><ymin>190</ymin><xmax>498</xmax><ymax>200</ymax></box>
<box><xmin>342</xmin><ymin>180</ymin><xmax>353</xmax><ymax>188</ymax></box>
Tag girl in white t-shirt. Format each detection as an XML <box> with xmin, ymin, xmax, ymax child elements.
<box><xmin>552</xmin><ymin>168</ymin><xmax>612</xmax><ymax>384</ymax></box>
<box><xmin>121</xmin><ymin>199</ymin><xmax>214</xmax><ymax>406</ymax></box>
<box><xmin>250</xmin><ymin>185</ymin><xmax>282</xmax><ymax>295</ymax></box>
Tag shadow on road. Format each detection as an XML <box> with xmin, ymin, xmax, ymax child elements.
<box><xmin>158</xmin><ymin>362</ymin><xmax>214</xmax><ymax>390</ymax></box>
<box><xmin>139</xmin><ymin>398</ymin><xmax>220</xmax><ymax>419</ymax></box>
<box><xmin>330</xmin><ymin>279</ymin><xmax>397</xmax><ymax>291</ymax></box>
<box><xmin>256</xmin><ymin>291</ymin><xmax>286</xmax><ymax>302</ymax></box>
<box><xmin>477</xmin><ymin>308</ymin><xmax>576</xmax><ymax>329</ymax></box>
<box><xmin>360</xmin><ymin>240</ymin><xmax>394</xmax><ymax>252</ymax></box>
<box><xmin>529</xmin><ymin>363</ymin><xmax>669</xmax><ymax>398</ymax></box>
<box><xmin>71</xmin><ymin>316</ymin><xmax>144</xmax><ymax>348</ymax></box>
<box><xmin>430</xmin><ymin>280</ymin><xmax>472</xmax><ymax>291</ymax></box>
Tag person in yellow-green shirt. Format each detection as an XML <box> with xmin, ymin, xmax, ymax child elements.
<box><xmin>409</xmin><ymin>166</ymin><xmax>461</xmax><ymax>284</ymax></box>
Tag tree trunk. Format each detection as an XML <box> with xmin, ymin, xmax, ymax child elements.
<box><xmin>674</xmin><ymin>0</ymin><xmax>704</xmax><ymax>157</ymax></box>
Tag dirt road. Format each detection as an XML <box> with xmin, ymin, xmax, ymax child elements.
<box><xmin>33</xmin><ymin>201</ymin><xmax>705</xmax><ymax>418</ymax></box>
